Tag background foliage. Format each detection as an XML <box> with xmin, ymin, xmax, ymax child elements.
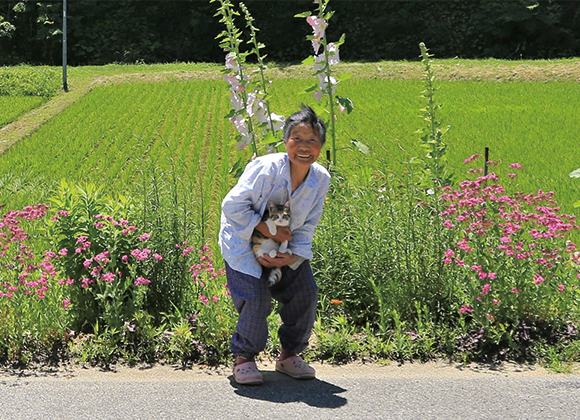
<box><xmin>1</xmin><ymin>1</ymin><xmax>580</xmax><ymax>66</ymax></box>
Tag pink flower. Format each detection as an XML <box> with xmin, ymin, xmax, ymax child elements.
<box><xmin>199</xmin><ymin>295</ymin><xmax>210</xmax><ymax>305</ymax></box>
<box><xmin>486</xmin><ymin>313</ymin><xmax>495</xmax><ymax>322</ymax></box>
<box><xmin>499</xmin><ymin>236</ymin><xmax>512</xmax><ymax>244</ymax></box>
<box><xmin>134</xmin><ymin>277</ymin><xmax>151</xmax><ymax>286</ymax></box>
<box><xmin>212</xmin><ymin>295</ymin><xmax>219</xmax><ymax>303</ymax></box>
<box><xmin>153</xmin><ymin>253</ymin><xmax>163</xmax><ymax>260</ymax></box>
<box><xmin>460</xmin><ymin>305</ymin><xmax>474</xmax><ymax>314</ymax></box>
<box><xmin>76</xmin><ymin>236</ymin><xmax>88</xmax><ymax>244</ymax></box>
<box><xmin>511</xmin><ymin>287</ymin><xmax>522</xmax><ymax>293</ymax></box>
<box><xmin>62</xmin><ymin>299</ymin><xmax>71</xmax><ymax>309</ymax></box>
<box><xmin>480</xmin><ymin>283</ymin><xmax>491</xmax><ymax>295</ymax></box>
<box><xmin>100</xmin><ymin>272</ymin><xmax>116</xmax><ymax>282</ymax></box>
<box><xmin>507</xmin><ymin>173</ymin><xmax>516</xmax><ymax>179</ymax></box>
<box><xmin>509</xmin><ymin>163</ymin><xmax>523</xmax><ymax>169</ymax></box>
<box><xmin>138</xmin><ymin>233</ymin><xmax>151</xmax><ymax>241</ymax></box>
<box><xmin>326</xmin><ymin>42</ymin><xmax>340</xmax><ymax>65</ymax></box>
<box><xmin>306</xmin><ymin>16</ymin><xmax>327</xmax><ymax>38</ymax></box>
<box><xmin>533</xmin><ymin>275</ymin><xmax>545</xmax><ymax>285</ymax></box>
<box><xmin>558</xmin><ymin>284</ymin><xmax>566</xmax><ymax>292</ymax></box>
<box><xmin>58</xmin><ymin>248</ymin><xmax>68</xmax><ymax>256</ymax></box>
<box><xmin>444</xmin><ymin>249</ymin><xmax>455</xmax><ymax>258</ymax></box>
<box><xmin>463</xmin><ymin>154</ymin><xmax>483</xmax><ymax>164</ymax></box>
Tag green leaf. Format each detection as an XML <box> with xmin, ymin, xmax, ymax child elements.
<box><xmin>229</xmin><ymin>157</ymin><xmax>246</xmax><ymax>179</ymax></box>
<box><xmin>338</xmin><ymin>72</ymin><xmax>353</xmax><ymax>81</ymax></box>
<box><xmin>574</xmin><ymin>200</ymin><xmax>580</xmax><ymax>208</ymax></box>
<box><xmin>301</xmin><ymin>56</ymin><xmax>315</xmax><ymax>65</ymax></box>
<box><xmin>294</xmin><ymin>11</ymin><xmax>312</xmax><ymax>18</ymax></box>
<box><xmin>336</xmin><ymin>96</ymin><xmax>354</xmax><ymax>114</ymax></box>
<box><xmin>303</xmin><ymin>83</ymin><xmax>319</xmax><ymax>93</ymax></box>
<box><xmin>569</xmin><ymin>168</ymin><xmax>580</xmax><ymax>178</ymax></box>
<box><xmin>351</xmin><ymin>139</ymin><xmax>370</xmax><ymax>155</ymax></box>
<box><xmin>334</xmin><ymin>33</ymin><xmax>346</xmax><ymax>47</ymax></box>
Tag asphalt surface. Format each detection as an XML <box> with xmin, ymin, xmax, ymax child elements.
<box><xmin>1</xmin><ymin>361</ymin><xmax>579</xmax><ymax>419</ymax></box>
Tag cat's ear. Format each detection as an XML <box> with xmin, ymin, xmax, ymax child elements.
<box><xmin>284</xmin><ymin>201</ymin><xmax>291</xmax><ymax>211</ymax></box>
<box><xmin>268</xmin><ymin>201</ymin><xmax>277</xmax><ymax>212</ymax></box>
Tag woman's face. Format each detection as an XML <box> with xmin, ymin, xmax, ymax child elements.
<box><xmin>284</xmin><ymin>123</ymin><xmax>322</xmax><ymax>170</ymax></box>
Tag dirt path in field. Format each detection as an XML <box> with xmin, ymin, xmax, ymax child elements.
<box><xmin>2</xmin><ymin>60</ymin><xmax>580</xmax><ymax>155</ymax></box>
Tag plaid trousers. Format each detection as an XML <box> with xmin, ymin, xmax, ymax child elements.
<box><xmin>225</xmin><ymin>260</ymin><xmax>318</xmax><ymax>360</ymax></box>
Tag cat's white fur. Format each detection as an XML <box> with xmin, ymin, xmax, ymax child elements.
<box><xmin>252</xmin><ymin>201</ymin><xmax>292</xmax><ymax>286</ymax></box>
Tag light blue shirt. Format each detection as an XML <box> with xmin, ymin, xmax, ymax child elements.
<box><xmin>219</xmin><ymin>153</ymin><xmax>331</xmax><ymax>278</ymax></box>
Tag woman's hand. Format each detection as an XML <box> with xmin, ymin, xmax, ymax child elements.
<box><xmin>257</xmin><ymin>252</ymin><xmax>297</xmax><ymax>268</ymax></box>
<box><xmin>255</xmin><ymin>221</ymin><xmax>292</xmax><ymax>243</ymax></box>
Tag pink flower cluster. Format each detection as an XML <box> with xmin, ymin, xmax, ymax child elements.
<box><xmin>185</xmin><ymin>245</ymin><xmax>228</xmax><ymax>304</ymax></box>
<box><xmin>188</xmin><ymin>245</ymin><xmax>226</xmax><ymax>285</ymax></box>
<box><xmin>0</xmin><ymin>204</ymin><xmax>60</xmax><ymax>300</ymax></box>
<box><xmin>442</xmin><ymin>159</ymin><xmax>580</xmax><ymax>318</ymax></box>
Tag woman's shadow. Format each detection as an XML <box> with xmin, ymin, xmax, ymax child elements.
<box><xmin>229</xmin><ymin>371</ymin><xmax>347</xmax><ymax>408</ymax></box>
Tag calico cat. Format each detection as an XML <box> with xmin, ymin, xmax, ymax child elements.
<box><xmin>251</xmin><ymin>201</ymin><xmax>292</xmax><ymax>286</ymax></box>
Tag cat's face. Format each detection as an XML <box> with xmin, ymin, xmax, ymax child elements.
<box><xmin>268</xmin><ymin>201</ymin><xmax>290</xmax><ymax>227</ymax></box>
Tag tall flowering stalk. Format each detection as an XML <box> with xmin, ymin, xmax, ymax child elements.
<box><xmin>297</xmin><ymin>0</ymin><xmax>354</xmax><ymax>166</ymax></box>
<box><xmin>239</xmin><ymin>2</ymin><xmax>284</xmax><ymax>147</ymax></box>
<box><xmin>212</xmin><ymin>0</ymin><xmax>285</xmax><ymax>170</ymax></box>
<box><xmin>413</xmin><ymin>42</ymin><xmax>452</xmax><ymax>190</ymax></box>
<box><xmin>442</xmin><ymin>156</ymin><xmax>580</xmax><ymax>333</ymax></box>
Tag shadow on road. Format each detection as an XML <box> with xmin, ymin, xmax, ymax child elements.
<box><xmin>228</xmin><ymin>371</ymin><xmax>347</xmax><ymax>408</ymax></box>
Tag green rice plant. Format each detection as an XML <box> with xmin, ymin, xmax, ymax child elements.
<box><xmin>0</xmin><ymin>96</ymin><xmax>45</xmax><ymax>128</ymax></box>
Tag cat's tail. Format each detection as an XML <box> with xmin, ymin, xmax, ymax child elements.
<box><xmin>267</xmin><ymin>267</ymin><xmax>282</xmax><ymax>287</ymax></box>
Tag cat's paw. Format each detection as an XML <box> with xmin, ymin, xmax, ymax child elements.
<box><xmin>268</xmin><ymin>250</ymin><xmax>277</xmax><ymax>258</ymax></box>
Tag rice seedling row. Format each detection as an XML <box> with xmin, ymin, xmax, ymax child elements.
<box><xmin>0</xmin><ymin>97</ymin><xmax>47</xmax><ymax>128</ymax></box>
<box><xmin>1</xmin><ymin>78</ymin><xmax>579</xmax><ymax>217</ymax></box>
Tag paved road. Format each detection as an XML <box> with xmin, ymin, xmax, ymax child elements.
<box><xmin>1</xmin><ymin>361</ymin><xmax>579</xmax><ymax>419</ymax></box>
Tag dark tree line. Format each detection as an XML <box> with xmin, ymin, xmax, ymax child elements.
<box><xmin>1</xmin><ymin>1</ymin><xmax>579</xmax><ymax>66</ymax></box>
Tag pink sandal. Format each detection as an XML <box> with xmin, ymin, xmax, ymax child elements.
<box><xmin>275</xmin><ymin>356</ymin><xmax>316</xmax><ymax>380</ymax></box>
<box><xmin>233</xmin><ymin>361</ymin><xmax>264</xmax><ymax>385</ymax></box>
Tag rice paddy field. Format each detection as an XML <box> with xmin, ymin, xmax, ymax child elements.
<box><xmin>1</xmin><ymin>60</ymin><xmax>580</xmax><ymax>222</ymax></box>
<box><xmin>0</xmin><ymin>96</ymin><xmax>46</xmax><ymax>127</ymax></box>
